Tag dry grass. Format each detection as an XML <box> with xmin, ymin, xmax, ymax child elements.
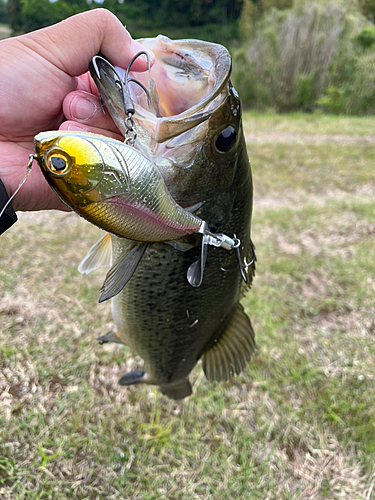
<box><xmin>1</xmin><ymin>113</ymin><xmax>374</xmax><ymax>499</ymax></box>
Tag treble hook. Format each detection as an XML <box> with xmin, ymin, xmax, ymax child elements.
<box><xmin>187</xmin><ymin>226</ymin><xmax>254</xmax><ymax>288</ymax></box>
<box><xmin>124</xmin><ymin>51</ymin><xmax>152</xmax><ymax>109</ymax></box>
<box><xmin>220</xmin><ymin>237</ymin><xmax>256</xmax><ymax>284</ymax></box>
<box><xmin>90</xmin><ymin>52</ymin><xmax>152</xmax><ymax>146</ymax></box>
<box><xmin>233</xmin><ymin>237</ymin><xmax>256</xmax><ymax>285</ymax></box>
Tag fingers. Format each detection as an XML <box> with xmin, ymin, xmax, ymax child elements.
<box><xmin>59</xmin><ymin>120</ymin><xmax>124</xmax><ymax>143</ymax></box>
<box><xmin>25</xmin><ymin>9</ymin><xmax>154</xmax><ymax>77</ymax></box>
<box><xmin>62</xmin><ymin>90</ymin><xmax>121</xmax><ymax>135</ymax></box>
<box><xmin>61</xmin><ymin>87</ymin><xmax>124</xmax><ymax>140</ymax></box>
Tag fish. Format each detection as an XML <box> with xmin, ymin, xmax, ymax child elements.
<box><xmin>34</xmin><ymin>130</ymin><xmax>243</xmax><ymax>299</ymax></box>
<box><xmin>37</xmin><ymin>36</ymin><xmax>256</xmax><ymax>399</ymax></box>
<box><xmin>34</xmin><ymin>130</ymin><xmax>205</xmax><ymax>243</ymax></box>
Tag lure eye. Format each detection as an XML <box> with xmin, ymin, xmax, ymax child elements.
<box><xmin>214</xmin><ymin>126</ymin><xmax>237</xmax><ymax>154</ymax></box>
<box><xmin>46</xmin><ymin>152</ymin><xmax>71</xmax><ymax>175</ymax></box>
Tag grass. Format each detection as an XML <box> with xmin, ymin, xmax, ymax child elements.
<box><xmin>243</xmin><ymin>111</ymin><xmax>375</xmax><ymax>137</ymax></box>
<box><xmin>0</xmin><ymin>24</ymin><xmax>11</xmax><ymax>40</ymax></box>
<box><xmin>1</xmin><ymin>113</ymin><xmax>375</xmax><ymax>499</ymax></box>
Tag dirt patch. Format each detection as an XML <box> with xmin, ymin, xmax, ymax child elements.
<box><xmin>286</xmin><ymin>439</ymin><xmax>371</xmax><ymax>500</ymax></box>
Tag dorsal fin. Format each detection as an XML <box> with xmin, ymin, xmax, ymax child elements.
<box><xmin>78</xmin><ymin>232</ymin><xmax>112</xmax><ymax>274</ymax></box>
<box><xmin>202</xmin><ymin>304</ymin><xmax>255</xmax><ymax>381</ymax></box>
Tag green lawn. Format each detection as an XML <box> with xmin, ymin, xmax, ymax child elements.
<box><xmin>1</xmin><ymin>113</ymin><xmax>374</xmax><ymax>499</ymax></box>
<box><xmin>0</xmin><ymin>24</ymin><xmax>11</xmax><ymax>40</ymax></box>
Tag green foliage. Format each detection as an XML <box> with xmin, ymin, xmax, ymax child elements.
<box><xmin>353</xmin><ymin>25</ymin><xmax>375</xmax><ymax>49</ymax></box>
<box><xmin>7</xmin><ymin>0</ymin><xmax>23</xmax><ymax>34</ymax></box>
<box><xmin>317</xmin><ymin>86</ymin><xmax>348</xmax><ymax>114</ymax></box>
<box><xmin>346</xmin><ymin>52</ymin><xmax>375</xmax><ymax>115</ymax></box>
<box><xmin>9</xmin><ymin>0</ymin><xmax>243</xmax><ymax>42</ymax></box>
<box><xmin>294</xmin><ymin>74</ymin><xmax>315</xmax><ymax>108</ymax></box>
<box><xmin>101</xmin><ymin>0</ymin><xmax>242</xmax><ymax>41</ymax></box>
<box><xmin>238</xmin><ymin>0</ymin><xmax>293</xmax><ymax>41</ymax></box>
<box><xmin>260</xmin><ymin>0</ymin><xmax>293</xmax><ymax>11</ymax></box>
<box><xmin>238</xmin><ymin>0</ymin><xmax>259</xmax><ymax>41</ymax></box>
<box><xmin>21</xmin><ymin>0</ymin><xmax>60</xmax><ymax>32</ymax></box>
<box><xmin>234</xmin><ymin>0</ymin><xmax>375</xmax><ymax>115</ymax></box>
<box><xmin>317</xmin><ymin>22</ymin><xmax>375</xmax><ymax>115</ymax></box>
<box><xmin>0</xmin><ymin>0</ymin><xmax>7</xmax><ymax>24</ymax></box>
<box><xmin>359</xmin><ymin>0</ymin><xmax>375</xmax><ymax>20</ymax></box>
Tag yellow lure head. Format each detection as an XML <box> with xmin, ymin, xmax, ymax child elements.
<box><xmin>34</xmin><ymin>131</ymin><xmax>130</xmax><ymax>208</ymax></box>
<box><xmin>34</xmin><ymin>131</ymin><xmax>203</xmax><ymax>242</ymax></box>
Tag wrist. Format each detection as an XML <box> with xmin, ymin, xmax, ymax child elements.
<box><xmin>0</xmin><ymin>178</ymin><xmax>17</xmax><ymax>235</ymax></box>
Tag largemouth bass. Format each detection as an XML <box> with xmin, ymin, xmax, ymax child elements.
<box><xmin>37</xmin><ymin>36</ymin><xmax>256</xmax><ymax>399</ymax></box>
<box><xmin>35</xmin><ymin>130</ymin><xmax>243</xmax><ymax>299</ymax></box>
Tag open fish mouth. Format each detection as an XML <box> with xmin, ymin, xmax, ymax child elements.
<box><xmin>123</xmin><ymin>36</ymin><xmax>232</xmax><ymax>140</ymax></box>
<box><xmin>90</xmin><ymin>36</ymin><xmax>232</xmax><ymax>168</ymax></box>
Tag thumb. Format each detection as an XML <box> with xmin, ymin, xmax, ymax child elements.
<box><xmin>24</xmin><ymin>9</ymin><xmax>154</xmax><ymax>77</ymax></box>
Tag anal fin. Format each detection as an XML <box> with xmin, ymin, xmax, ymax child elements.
<box><xmin>202</xmin><ymin>304</ymin><xmax>255</xmax><ymax>382</ymax></box>
<box><xmin>160</xmin><ymin>379</ymin><xmax>192</xmax><ymax>400</ymax></box>
<box><xmin>97</xmin><ymin>329</ymin><xmax>125</xmax><ymax>345</ymax></box>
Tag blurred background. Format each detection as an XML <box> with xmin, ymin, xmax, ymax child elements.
<box><xmin>1</xmin><ymin>0</ymin><xmax>375</xmax><ymax>115</ymax></box>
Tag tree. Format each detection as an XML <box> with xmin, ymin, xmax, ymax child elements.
<box><xmin>359</xmin><ymin>0</ymin><xmax>375</xmax><ymax>21</ymax></box>
<box><xmin>21</xmin><ymin>0</ymin><xmax>59</xmax><ymax>32</ymax></box>
<box><xmin>238</xmin><ymin>0</ymin><xmax>259</xmax><ymax>40</ymax></box>
<box><xmin>0</xmin><ymin>0</ymin><xmax>7</xmax><ymax>23</ymax></box>
<box><xmin>7</xmin><ymin>0</ymin><xmax>23</xmax><ymax>34</ymax></box>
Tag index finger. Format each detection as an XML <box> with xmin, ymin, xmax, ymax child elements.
<box><xmin>20</xmin><ymin>9</ymin><xmax>154</xmax><ymax>77</ymax></box>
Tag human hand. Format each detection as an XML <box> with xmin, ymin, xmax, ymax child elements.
<box><xmin>0</xmin><ymin>9</ymin><xmax>154</xmax><ymax>212</ymax></box>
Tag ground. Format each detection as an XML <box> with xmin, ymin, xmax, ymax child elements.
<box><xmin>0</xmin><ymin>112</ymin><xmax>374</xmax><ymax>499</ymax></box>
<box><xmin>0</xmin><ymin>25</ymin><xmax>11</xmax><ymax>40</ymax></box>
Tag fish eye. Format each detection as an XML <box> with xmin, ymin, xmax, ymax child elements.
<box><xmin>214</xmin><ymin>126</ymin><xmax>237</xmax><ymax>154</ymax></box>
<box><xmin>46</xmin><ymin>152</ymin><xmax>71</xmax><ymax>175</ymax></box>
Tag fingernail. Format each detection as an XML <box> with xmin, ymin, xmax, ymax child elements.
<box><xmin>63</xmin><ymin>122</ymin><xmax>90</xmax><ymax>132</ymax></box>
<box><xmin>70</xmin><ymin>96</ymin><xmax>97</xmax><ymax>121</ymax></box>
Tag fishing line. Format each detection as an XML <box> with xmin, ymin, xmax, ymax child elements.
<box><xmin>0</xmin><ymin>154</ymin><xmax>35</xmax><ymax>219</ymax></box>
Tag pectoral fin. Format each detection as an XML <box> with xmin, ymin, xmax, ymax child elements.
<box><xmin>78</xmin><ymin>232</ymin><xmax>112</xmax><ymax>274</ymax></box>
<box><xmin>202</xmin><ymin>304</ymin><xmax>255</xmax><ymax>382</ymax></box>
<box><xmin>99</xmin><ymin>242</ymin><xmax>148</xmax><ymax>303</ymax></box>
<box><xmin>118</xmin><ymin>370</ymin><xmax>146</xmax><ymax>385</ymax></box>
